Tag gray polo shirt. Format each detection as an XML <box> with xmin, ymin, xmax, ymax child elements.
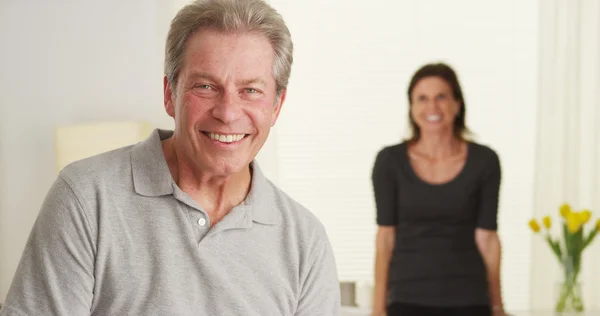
<box><xmin>1</xmin><ymin>129</ymin><xmax>341</xmax><ymax>316</ymax></box>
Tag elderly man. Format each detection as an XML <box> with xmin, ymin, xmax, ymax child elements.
<box><xmin>0</xmin><ymin>0</ymin><xmax>340</xmax><ymax>315</ymax></box>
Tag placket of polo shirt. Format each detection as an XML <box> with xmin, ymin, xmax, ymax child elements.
<box><xmin>188</xmin><ymin>207</ymin><xmax>210</xmax><ymax>243</ymax></box>
<box><xmin>203</xmin><ymin>204</ymin><xmax>253</xmax><ymax>240</ymax></box>
<box><xmin>172</xmin><ymin>185</ymin><xmax>211</xmax><ymax>243</ymax></box>
<box><xmin>171</xmin><ymin>185</ymin><xmax>255</xmax><ymax>244</ymax></box>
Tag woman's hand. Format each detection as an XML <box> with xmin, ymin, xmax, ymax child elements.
<box><xmin>371</xmin><ymin>227</ymin><xmax>395</xmax><ymax>316</ymax></box>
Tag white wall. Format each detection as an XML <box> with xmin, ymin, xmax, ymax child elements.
<box><xmin>0</xmin><ymin>0</ymin><xmax>174</xmax><ymax>301</ymax></box>
<box><xmin>0</xmin><ymin>0</ymin><xmax>539</xmax><ymax>311</ymax></box>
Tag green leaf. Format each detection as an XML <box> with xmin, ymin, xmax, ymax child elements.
<box><xmin>554</xmin><ymin>239</ymin><xmax>563</xmax><ymax>259</ymax></box>
<box><xmin>562</xmin><ymin>222</ymin><xmax>573</xmax><ymax>258</ymax></box>
<box><xmin>583</xmin><ymin>227</ymin><xmax>598</xmax><ymax>249</ymax></box>
<box><xmin>573</xmin><ymin>229</ymin><xmax>583</xmax><ymax>271</ymax></box>
<box><xmin>545</xmin><ymin>236</ymin><xmax>562</xmax><ymax>261</ymax></box>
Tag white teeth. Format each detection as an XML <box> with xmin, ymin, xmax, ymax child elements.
<box><xmin>208</xmin><ymin>132</ymin><xmax>245</xmax><ymax>143</ymax></box>
<box><xmin>426</xmin><ymin>115</ymin><xmax>442</xmax><ymax>122</ymax></box>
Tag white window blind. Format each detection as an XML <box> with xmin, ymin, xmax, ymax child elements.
<box><xmin>267</xmin><ymin>0</ymin><xmax>539</xmax><ymax>311</ymax></box>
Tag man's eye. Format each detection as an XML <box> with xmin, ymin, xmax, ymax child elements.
<box><xmin>244</xmin><ymin>88</ymin><xmax>258</xmax><ymax>94</ymax></box>
<box><xmin>194</xmin><ymin>84</ymin><xmax>212</xmax><ymax>90</ymax></box>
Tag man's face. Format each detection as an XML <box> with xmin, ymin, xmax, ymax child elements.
<box><xmin>164</xmin><ymin>29</ymin><xmax>285</xmax><ymax>176</ymax></box>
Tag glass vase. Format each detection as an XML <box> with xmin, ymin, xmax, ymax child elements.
<box><xmin>555</xmin><ymin>281</ymin><xmax>584</xmax><ymax>315</ymax></box>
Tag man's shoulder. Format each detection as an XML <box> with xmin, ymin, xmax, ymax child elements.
<box><xmin>266</xmin><ymin>180</ymin><xmax>329</xmax><ymax>239</ymax></box>
<box><xmin>58</xmin><ymin>145</ymin><xmax>135</xmax><ymax>189</ymax></box>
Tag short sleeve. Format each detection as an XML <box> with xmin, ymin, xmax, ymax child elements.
<box><xmin>0</xmin><ymin>175</ymin><xmax>96</xmax><ymax>316</ymax></box>
<box><xmin>477</xmin><ymin>150</ymin><xmax>502</xmax><ymax>230</ymax></box>
<box><xmin>294</xmin><ymin>233</ymin><xmax>341</xmax><ymax>316</ymax></box>
<box><xmin>372</xmin><ymin>147</ymin><xmax>398</xmax><ymax>226</ymax></box>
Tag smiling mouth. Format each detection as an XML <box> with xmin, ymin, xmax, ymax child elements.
<box><xmin>425</xmin><ymin>115</ymin><xmax>442</xmax><ymax>122</ymax></box>
<box><xmin>201</xmin><ymin>131</ymin><xmax>249</xmax><ymax>143</ymax></box>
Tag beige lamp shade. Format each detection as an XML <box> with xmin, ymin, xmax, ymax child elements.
<box><xmin>54</xmin><ymin>121</ymin><xmax>153</xmax><ymax>172</ymax></box>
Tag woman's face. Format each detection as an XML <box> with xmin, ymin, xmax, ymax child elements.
<box><xmin>410</xmin><ymin>76</ymin><xmax>461</xmax><ymax>136</ymax></box>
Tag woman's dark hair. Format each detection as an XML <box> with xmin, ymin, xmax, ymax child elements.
<box><xmin>406</xmin><ymin>62</ymin><xmax>470</xmax><ymax>142</ymax></box>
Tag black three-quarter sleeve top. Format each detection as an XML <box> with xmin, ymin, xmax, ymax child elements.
<box><xmin>372</xmin><ymin>141</ymin><xmax>501</xmax><ymax>307</ymax></box>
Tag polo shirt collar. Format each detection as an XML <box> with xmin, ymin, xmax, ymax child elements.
<box><xmin>131</xmin><ymin>128</ymin><xmax>174</xmax><ymax>196</ymax></box>
<box><xmin>131</xmin><ymin>129</ymin><xmax>280</xmax><ymax>225</ymax></box>
<box><xmin>243</xmin><ymin>162</ymin><xmax>280</xmax><ymax>225</ymax></box>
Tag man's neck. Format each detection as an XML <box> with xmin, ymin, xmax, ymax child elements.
<box><xmin>161</xmin><ymin>137</ymin><xmax>252</xmax><ymax>223</ymax></box>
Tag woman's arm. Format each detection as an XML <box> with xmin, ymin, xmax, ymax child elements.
<box><xmin>475</xmin><ymin>229</ymin><xmax>504</xmax><ymax>315</ymax></box>
<box><xmin>370</xmin><ymin>148</ymin><xmax>398</xmax><ymax>316</ymax></box>
<box><xmin>372</xmin><ymin>226</ymin><xmax>395</xmax><ymax>316</ymax></box>
<box><xmin>475</xmin><ymin>149</ymin><xmax>504</xmax><ymax>315</ymax></box>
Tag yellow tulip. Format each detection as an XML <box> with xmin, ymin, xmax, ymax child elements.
<box><xmin>560</xmin><ymin>203</ymin><xmax>572</xmax><ymax>218</ymax></box>
<box><xmin>566</xmin><ymin>212</ymin><xmax>582</xmax><ymax>234</ymax></box>
<box><xmin>542</xmin><ymin>216</ymin><xmax>552</xmax><ymax>229</ymax></box>
<box><xmin>529</xmin><ymin>219</ymin><xmax>541</xmax><ymax>233</ymax></box>
<box><xmin>579</xmin><ymin>210</ymin><xmax>591</xmax><ymax>224</ymax></box>
<box><xmin>596</xmin><ymin>218</ymin><xmax>600</xmax><ymax>230</ymax></box>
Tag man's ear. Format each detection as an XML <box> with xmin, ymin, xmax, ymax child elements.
<box><xmin>271</xmin><ymin>89</ymin><xmax>287</xmax><ymax>126</ymax></box>
<box><xmin>164</xmin><ymin>76</ymin><xmax>175</xmax><ymax>118</ymax></box>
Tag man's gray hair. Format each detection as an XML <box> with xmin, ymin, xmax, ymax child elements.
<box><xmin>165</xmin><ymin>0</ymin><xmax>293</xmax><ymax>96</ymax></box>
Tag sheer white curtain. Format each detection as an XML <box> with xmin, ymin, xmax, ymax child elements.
<box><xmin>531</xmin><ymin>0</ymin><xmax>600</xmax><ymax>310</ymax></box>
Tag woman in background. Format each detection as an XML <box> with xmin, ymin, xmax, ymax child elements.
<box><xmin>370</xmin><ymin>63</ymin><xmax>504</xmax><ymax>316</ymax></box>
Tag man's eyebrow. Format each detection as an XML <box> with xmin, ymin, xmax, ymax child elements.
<box><xmin>187</xmin><ymin>72</ymin><xmax>218</xmax><ymax>82</ymax></box>
<box><xmin>186</xmin><ymin>73</ymin><xmax>268</xmax><ymax>87</ymax></box>
<box><xmin>238</xmin><ymin>78</ymin><xmax>267</xmax><ymax>86</ymax></box>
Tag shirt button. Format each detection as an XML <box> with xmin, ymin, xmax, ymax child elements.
<box><xmin>197</xmin><ymin>218</ymin><xmax>206</xmax><ymax>227</ymax></box>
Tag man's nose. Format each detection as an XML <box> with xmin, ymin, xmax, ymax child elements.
<box><xmin>211</xmin><ymin>90</ymin><xmax>243</xmax><ymax>123</ymax></box>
